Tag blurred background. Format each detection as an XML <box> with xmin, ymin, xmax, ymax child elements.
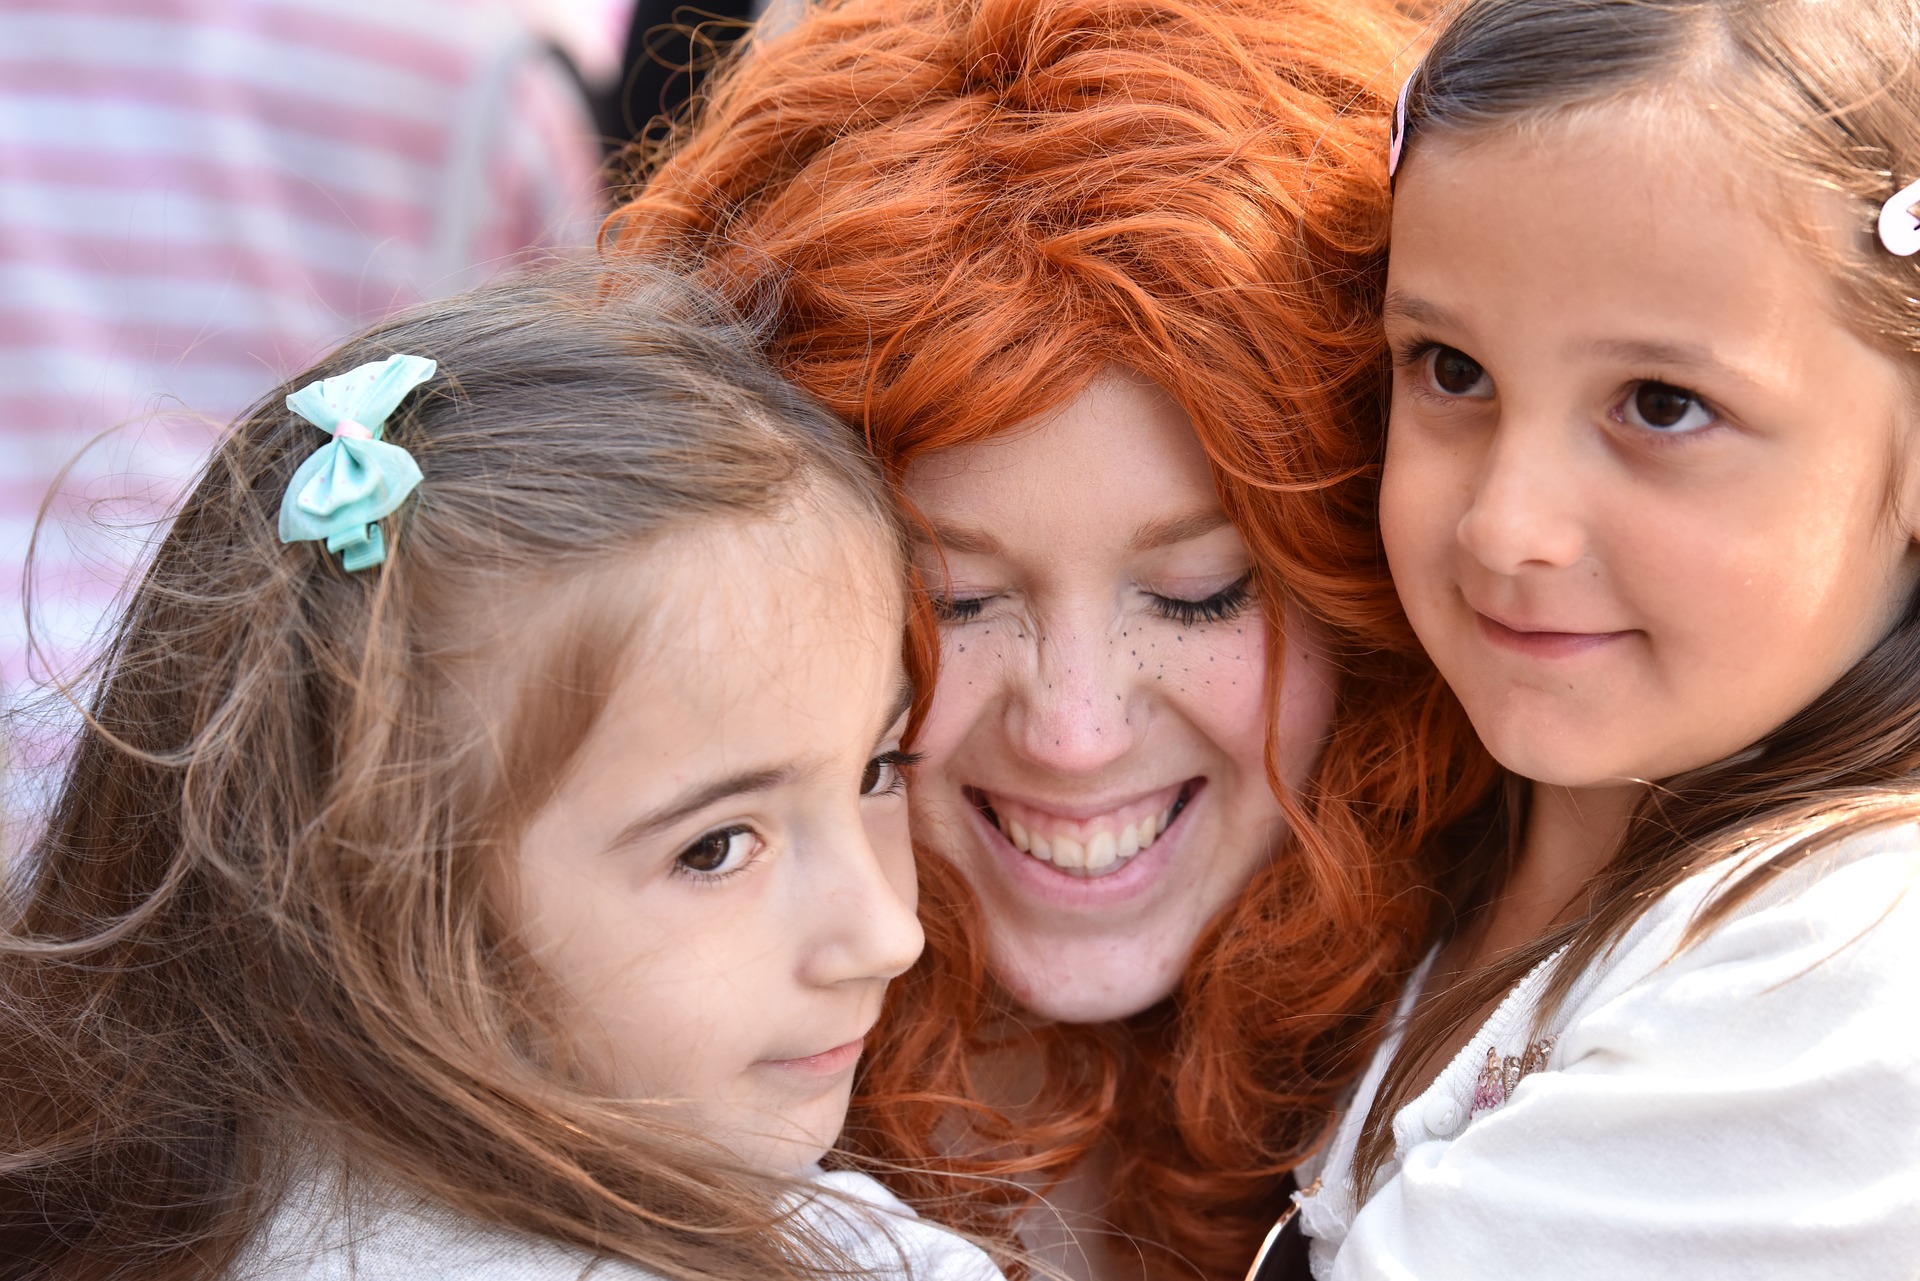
<box><xmin>0</xmin><ymin>0</ymin><xmax>785</xmax><ymax>828</ymax></box>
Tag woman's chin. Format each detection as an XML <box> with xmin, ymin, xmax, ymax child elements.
<box><xmin>987</xmin><ymin>937</ymin><xmax>1187</xmax><ymax>1025</ymax></box>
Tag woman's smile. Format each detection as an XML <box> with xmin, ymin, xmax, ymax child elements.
<box><xmin>966</xmin><ymin>779</ymin><xmax>1194</xmax><ymax>877</ymax></box>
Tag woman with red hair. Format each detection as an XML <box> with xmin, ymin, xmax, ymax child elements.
<box><xmin>607</xmin><ymin>0</ymin><xmax>1490</xmax><ymax>1277</ymax></box>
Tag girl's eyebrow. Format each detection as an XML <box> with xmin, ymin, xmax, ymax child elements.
<box><xmin>1383</xmin><ymin>292</ymin><xmax>1458</xmax><ymax>329</ymax></box>
<box><xmin>876</xmin><ymin>677</ymin><xmax>915</xmax><ymax>743</ymax></box>
<box><xmin>609</xmin><ymin>766</ymin><xmax>793</xmax><ymax>850</ymax></box>
<box><xmin>1585</xmin><ymin>336</ymin><xmax>1758</xmax><ymax>387</ymax></box>
<box><xmin>610</xmin><ymin>680</ymin><xmax>916</xmax><ymax>853</ymax></box>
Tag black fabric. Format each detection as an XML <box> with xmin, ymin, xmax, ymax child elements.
<box><xmin>1246</xmin><ymin>1211</ymin><xmax>1311</xmax><ymax>1281</ymax></box>
<box><xmin>599</xmin><ymin>0</ymin><xmax>756</xmax><ymax>150</ymax></box>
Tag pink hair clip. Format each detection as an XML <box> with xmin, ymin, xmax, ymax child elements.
<box><xmin>1878</xmin><ymin>176</ymin><xmax>1920</xmax><ymax>256</ymax></box>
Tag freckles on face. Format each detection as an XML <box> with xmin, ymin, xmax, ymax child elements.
<box><xmin>903</xmin><ymin>370</ymin><xmax>1338</xmax><ymax>1024</ymax></box>
<box><xmin>1381</xmin><ymin>113</ymin><xmax>1920</xmax><ymax>789</ymax></box>
<box><xmin>511</xmin><ymin>507</ymin><xmax>922</xmax><ymax>1173</ymax></box>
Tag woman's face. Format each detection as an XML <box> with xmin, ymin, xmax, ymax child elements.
<box><xmin>905</xmin><ymin>371</ymin><xmax>1338</xmax><ymax>1023</ymax></box>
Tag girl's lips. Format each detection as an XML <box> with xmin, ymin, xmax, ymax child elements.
<box><xmin>759</xmin><ymin>1038</ymin><xmax>864</xmax><ymax>1076</ymax></box>
<box><xmin>1475</xmin><ymin>612</ymin><xmax>1633</xmax><ymax>659</ymax></box>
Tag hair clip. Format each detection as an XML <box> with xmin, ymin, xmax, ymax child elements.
<box><xmin>277</xmin><ymin>354</ymin><xmax>435</xmax><ymax>572</ymax></box>
<box><xmin>1879</xmin><ymin>176</ymin><xmax>1920</xmax><ymax>256</ymax></box>
<box><xmin>1388</xmin><ymin>67</ymin><xmax>1417</xmax><ymax>183</ymax></box>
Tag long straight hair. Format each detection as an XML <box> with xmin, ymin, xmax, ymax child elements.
<box><xmin>0</xmin><ymin>265</ymin><xmax>905</xmax><ymax>1279</ymax></box>
<box><xmin>1355</xmin><ymin>0</ymin><xmax>1920</xmax><ymax>1197</ymax></box>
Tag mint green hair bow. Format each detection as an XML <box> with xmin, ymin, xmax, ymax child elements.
<box><xmin>277</xmin><ymin>354</ymin><xmax>435</xmax><ymax>572</ymax></box>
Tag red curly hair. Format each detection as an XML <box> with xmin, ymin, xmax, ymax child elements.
<box><xmin>606</xmin><ymin>0</ymin><xmax>1491</xmax><ymax>1275</ymax></box>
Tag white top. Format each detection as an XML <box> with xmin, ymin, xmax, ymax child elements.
<box><xmin>1295</xmin><ymin>822</ymin><xmax>1920</xmax><ymax>1280</ymax></box>
<box><xmin>238</xmin><ymin>1163</ymin><xmax>1007</xmax><ymax>1280</ymax></box>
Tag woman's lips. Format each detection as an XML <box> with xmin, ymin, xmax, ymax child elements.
<box><xmin>759</xmin><ymin>1038</ymin><xmax>864</xmax><ymax>1076</ymax></box>
<box><xmin>964</xmin><ymin>780</ymin><xmax>1198</xmax><ymax>879</ymax></box>
<box><xmin>1475</xmin><ymin>611</ymin><xmax>1633</xmax><ymax>659</ymax></box>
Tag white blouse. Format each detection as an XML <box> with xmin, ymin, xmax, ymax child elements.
<box><xmin>239</xmin><ymin>1162</ymin><xmax>1005</xmax><ymax>1280</ymax></box>
<box><xmin>1296</xmin><ymin>822</ymin><xmax>1920</xmax><ymax>1280</ymax></box>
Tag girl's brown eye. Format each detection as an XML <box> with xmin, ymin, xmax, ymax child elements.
<box><xmin>1630</xmin><ymin>381</ymin><xmax>1714</xmax><ymax>432</ymax></box>
<box><xmin>860</xmin><ymin>750</ymin><xmax>919</xmax><ymax>797</ymax></box>
<box><xmin>676</xmin><ymin>826</ymin><xmax>754</xmax><ymax>875</ymax></box>
<box><xmin>1430</xmin><ymin>346</ymin><xmax>1489</xmax><ymax>396</ymax></box>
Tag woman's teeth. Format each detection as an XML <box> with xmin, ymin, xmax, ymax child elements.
<box><xmin>993</xmin><ymin>801</ymin><xmax>1176</xmax><ymax>873</ymax></box>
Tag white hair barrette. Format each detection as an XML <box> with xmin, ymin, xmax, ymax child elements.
<box><xmin>1878</xmin><ymin>176</ymin><xmax>1920</xmax><ymax>256</ymax></box>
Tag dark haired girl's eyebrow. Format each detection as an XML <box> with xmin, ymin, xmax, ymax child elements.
<box><xmin>608</xmin><ymin>766</ymin><xmax>792</xmax><ymax>852</ymax></box>
<box><xmin>1586</xmin><ymin>337</ymin><xmax>1760</xmax><ymax>390</ymax></box>
<box><xmin>876</xmin><ymin>676</ymin><xmax>915</xmax><ymax>742</ymax></box>
<box><xmin>1383</xmin><ymin>293</ymin><xmax>1460</xmax><ymax>330</ymax></box>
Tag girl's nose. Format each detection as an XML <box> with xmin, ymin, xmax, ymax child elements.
<box><xmin>1007</xmin><ymin>613</ymin><xmax>1138</xmax><ymax>778</ymax></box>
<box><xmin>1455</xmin><ymin>420</ymin><xmax>1587</xmax><ymax>574</ymax></box>
<box><xmin>799</xmin><ymin>824</ymin><xmax>924</xmax><ymax>989</ymax></box>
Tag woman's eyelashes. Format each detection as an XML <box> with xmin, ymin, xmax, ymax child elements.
<box><xmin>1148</xmin><ymin>571</ymin><xmax>1255</xmax><ymax>626</ymax></box>
<box><xmin>930</xmin><ymin>593</ymin><xmax>988</xmax><ymax>624</ymax></box>
<box><xmin>862</xmin><ymin>749</ymin><xmax>923</xmax><ymax>798</ymax></box>
<box><xmin>931</xmin><ymin>574</ymin><xmax>1255</xmax><ymax>628</ymax></box>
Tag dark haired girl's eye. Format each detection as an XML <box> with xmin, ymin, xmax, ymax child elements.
<box><xmin>861</xmin><ymin>750</ymin><xmax>923</xmax><ymax>797</ymax></box>
<box><xmin>676</xmin><ymin>826</ymin><xmax>757</xmax><ymax>876</ymax></box>
<box><xmin>1149</xmin><ymin>571</ymin><xmax>1255</xmax><ymax>627</ymax></box>
<box><xmin>1426</xmin><ymin>346</ymin><xmax>1492</xmax><ymax>398</ymax></box>
<box><xmin>1623</xmin><ymin>381</ymin><xmax>1717</xmax><ymax>434</ymax></box>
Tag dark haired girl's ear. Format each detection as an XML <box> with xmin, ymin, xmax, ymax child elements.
<box><xmin>1895</xmin><ymin>412</ymin><xmax>1920</xmax><ymax>546</ymax></box>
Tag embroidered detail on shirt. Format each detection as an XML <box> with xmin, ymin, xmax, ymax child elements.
<box><xmin>1469</xmin><ymin>1037</ymin><xmax>1555</xmax><ymax>1117</ymax></box>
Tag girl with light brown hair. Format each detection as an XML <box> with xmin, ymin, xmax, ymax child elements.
<box><xmin>0</xmin><ymin>266</ymin><xmax>1005</xmax><ymax>1281</ymax></box>
<box><xmin>609</xmin><ymin>1</ymin><xmax>1493</xmax><ymax>1277</ymax></box>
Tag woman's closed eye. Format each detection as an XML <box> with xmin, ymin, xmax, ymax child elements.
<box><xmin>1616</xmin><ymin>380</ymin><xmax>1719</xmax><ymax>435</ymax></box>
<box><xmin>1149</xmin><ymin>571</ymin><xmax>1255</xmax><ymax>627</ymax></box>
<box><xmin>931</xmin><ymin>593</ymin><xmax>989</xmax><ymax>624</ymax></box>
<box><xmin>674</xmin><ymin>825</ymin><xmax>760</xmax><ymax>878</ymax></box>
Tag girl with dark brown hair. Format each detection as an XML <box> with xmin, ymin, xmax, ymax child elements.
<box><xmin>0</xmin><ymin>266</ymin><xmax>1005</xmax><ymax>1281</ymax></box>
<box><xmin>1295</xmin><ymin>0</ymin><xmax>1920</xmax><ymax>1274</ymax></box>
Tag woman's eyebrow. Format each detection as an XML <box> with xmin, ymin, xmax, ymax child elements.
<box><xmin>917</xmin><ymin>521</ymin><xmax>1001</xmax><ymax>555</ymax></box>
<box><xmin>607</xmin><ymin>766</ymin><xmax>793</xmax><ymax>851</ymax></box>
<box><xmin>1129</xmin><ymin>509</ymin><xmax>1229</xmax><ymax>552</ymax></box>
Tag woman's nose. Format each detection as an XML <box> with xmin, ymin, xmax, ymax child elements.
<box><xmin>1007</xmin><ymin>611</ymin><xmax>1138</xmax><ymax>777</ymax></box>
<box><xmin>1455</xmin><ymin>419</ymin><xmax>1587</xmax><ymax>574</ymax></box>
